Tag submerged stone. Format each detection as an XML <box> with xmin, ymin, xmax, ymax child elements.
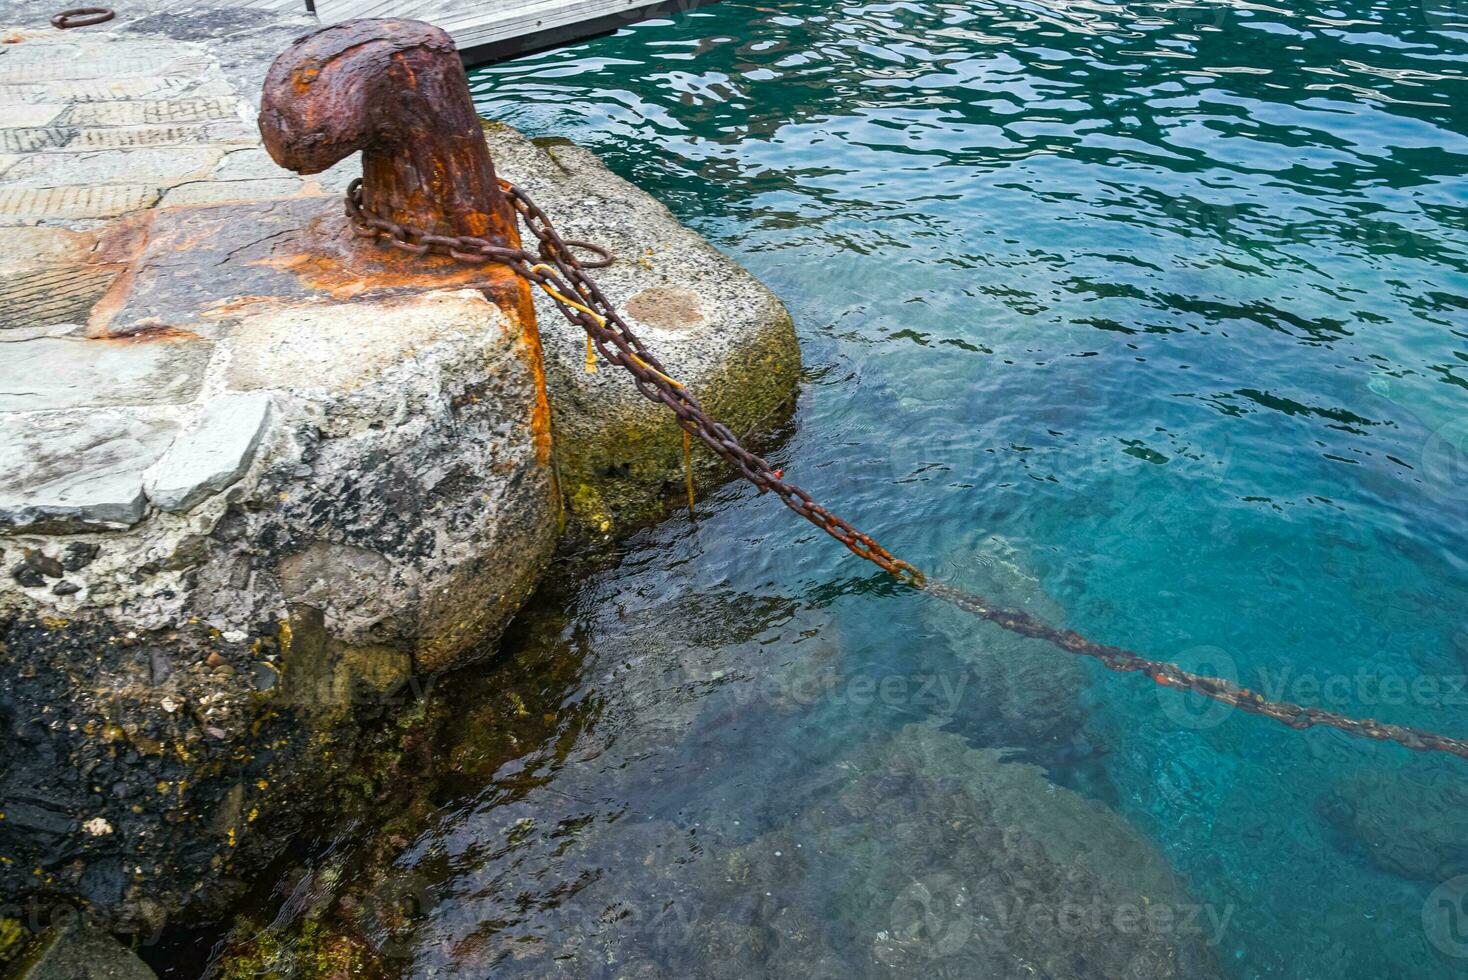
<box><xmin>1320</xmin><ymin>767</ymin><xmax>1468</xmax><ymax>882</ymax></box>
<box><xmin>5</xmin><ymin>917</ymin><xmax>157</xmax><ymax>980</ymax></box>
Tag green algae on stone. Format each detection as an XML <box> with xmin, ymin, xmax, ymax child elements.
<box><xmin>480</xmin><ymin>122</ymin><xmax>804</xmax><ymax>536</ymax></box>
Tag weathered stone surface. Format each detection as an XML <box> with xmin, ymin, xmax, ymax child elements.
<box><xmin>0</xmin><ymin>334</ymin><xmax>211</xmax><ymax>412</ymax></box>
<box><xmin>225</xmin><ymin>291</ymin><xmax>500</xmax><ymax>398</ymax></box>
<box><xmin>159</xmin><ymin>176</ymin><xmax>304</xmax><ymax>205</ymax></box>
<box><xmin>0</xmin><ymin>52</ymin><xmax>188</xmax><ymax>84</ymax></box>
<box><xmin>0</xmin><ymin>184</ymin><xmax>159</xmax><ymax>221</ymax></box>
<box><xmin>486</xmin><ymin>123</ymin><xmax>802</xmax><ymax>533</ymax></box>
<box><xmin>0</xmin><ymin>126</ymin><xmax>72</xmax><ymax>153</ymax></box>
<box><xmin>71</xmin><ymin>121</ymin><xmax>257</xmax><ymax>151</ymax></box>
<box><xmin>0</xmin><ymin>265</ymin><xmax>118</xmax><ymax>332</ymax></box>
<box><xmin>144</xmin><ymin>391</ymin><xmax>272</xmax><ymax>513</ymax></box>
<box><xmin>0</xmin><ymin>410</ymin><xmax>178</xmax><ymax>534</ymax></box>
<box><xmin>63</xmin><ymin>97</ymin><xmax>240</xmax><ymax>127</ymax></box>
<box><xmin>0</xmin><ymin>227</ymin><xmax>95</xmax><ymax>273</ymax></box>
<box><xmin>91</xmin><ymin>197</ymin><xmax>523</xmax><ymax>338</ymax></box>
<box><xmin>2</xmin><ymin>147</ymin><xmax>222</xmax><ymax>188</ymax></box>
<box><xmin>0</xmin><ymin>287</ymin><xmax>557</xmax><ymax>929</ymax></box>
<box><xmin>277</xmin><ymin>541</ymin><xmax>394</xmax><ymax>639</ymax></box>
<box><xmin>212</xmin><ymin>146</ymin><xmax>287</xmax><ymax>180</ymax></box>
<box><xmin>1</xmin><ymin>103</ymin><xmax>64</xmax><ymax>127</ymax></box>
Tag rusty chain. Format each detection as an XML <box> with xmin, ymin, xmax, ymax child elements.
<box><xmin>345</xmin><ymin>177</ymin><xmax>1468</xmax><ymax>764</ymax></box>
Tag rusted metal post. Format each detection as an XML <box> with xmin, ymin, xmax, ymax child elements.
<box><xmin>259</xmin><ymin>19</ymin><xmax>519</xmax><ymax>247</ymax></box>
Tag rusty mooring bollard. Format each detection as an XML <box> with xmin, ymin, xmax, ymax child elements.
<box><xmin>259</xmin><ymin>19</ymin><xmax>519</xmax><ymax>248</ymax></box>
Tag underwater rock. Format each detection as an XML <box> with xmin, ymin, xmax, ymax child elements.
<box><xmin>484</xmin><ymin>122</ymin><xmax>803</xmax><ymax>536</ymax></box>
<box><xmin>206</xmin><ymin>588</ymin><xmax>1217</xmax><ymax>979</ymax></box>
<box><xmin>281</xmin><ymin>724</ymin><xmax>1223</xmax><ymax>978</ymax></box>
<box><xmin>4</xmin><ymin>916</ymin><xmax>157</xmax><ymax>980</ymax></box>
<box><xmin>919</xmin><ymin>535</ymin><xmax>1092</xmax><ymax>755</ymax></box>
<box><xmin>1319</xmin><ymin>767</ymin><xmax>1468</xmax><ymax>882</ymax></box>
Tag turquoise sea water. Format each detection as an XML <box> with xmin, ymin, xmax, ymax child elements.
<box><xmin>454</xmin><ymin>1</ymin><xmax>1468</xmax><ymax>976</ymax></box>
<box><xmin>335</xmin><ymin>3</ymin><xmax>1468</xmax><ymax>976</ymax></box>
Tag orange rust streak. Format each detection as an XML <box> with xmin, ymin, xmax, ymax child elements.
<box><xmin>498</xmin><ymin>276</ymin><xmax>554</xmax><ymax>466</ymax></box>
<box><xmin>257</xmin><ymin>240</ymin><xmax>523</xmax><ymax>302</ymax></box>
<box><xmin>87</xmin><ymin>212</ymin><xmax>157</xmax><ymax>338</ymax></box>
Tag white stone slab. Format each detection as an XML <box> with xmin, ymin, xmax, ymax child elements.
<box><xmin>145</xmin><ymin>391</ymin><xmax>272</xmax><ymax>513</ymax></box>
<box><xmin>0</xmin><ymin>335</ymin><xmax>212</xmax><ymax>412</ymax></box>
<box><xmin>0</xmin><ymin>410</ymin><xmax>178</xmax><ymax>533</ymax></box>
<box><xmin>1</xmin><ymin>103</ymin><xmax>64</xmax><ymax>127</ymax></box>
<box><xmin>2</xmin><ymin>146</ymin><xmax>222</xmax><ymax>187</ymax></box>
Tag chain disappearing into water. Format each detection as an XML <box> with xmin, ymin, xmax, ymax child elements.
<box><xmin>345</xmin><ymin>177</ymin><xmax>1468</xmax><ymax>764</ymax></box>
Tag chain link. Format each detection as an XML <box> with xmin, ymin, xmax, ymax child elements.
<box><xmin>345</xmin><ymin>177</ymin><xmax>1468</xmax><ymax>764</ymax></box>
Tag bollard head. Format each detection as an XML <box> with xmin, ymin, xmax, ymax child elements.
<box><xmin>260</xmin><ymin>19</ymin><xmax>456</xmax><ymax>175</ymax></box>
<box><xmin>259</xmin><ymin>18</ymin><xmax>516</xmax><ymax>243</ymax></box>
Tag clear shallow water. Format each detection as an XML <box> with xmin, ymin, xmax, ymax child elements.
<box><xmin>215</xmin><ymin>2</ymin><xmax>1468</xmax><ymax>977</ymax></box>
<box><xmin>460</xmin><ymin>2</ymin><xmax>1468</xmax><ymax>974</ymax></box>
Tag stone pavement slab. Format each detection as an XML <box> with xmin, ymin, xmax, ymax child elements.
<box><xmin>0</xmin><ymin>265</ymin><xmax>118</xmax><ymax>331</ymax></box>
<box><xmin>3</xmin><ymin>146</ymin><xmax>223</xmax><ymax>186</ymax></box>
<box><xmin>2</xmin><ymin>104</ymin><xmax>64</xmax><ymax>127</ymax></box>
<box><xmin>0</xmin><ymin>334</ymin><xmax>212</xmax><ymax>411</ymax></box>
<box><xmin>0</xmin><ymin>409</ymin><xmax>180</xmax><ymax>533</ymax></box>
<box><xmin>0</xmin><ymin>183</ymin><xmax>160</xmax><ymax>221</ymax></box>
<box><xmin>145</xmin><ymin>390</ymin><xmax>273</xmax><ymax>512</ymax></box>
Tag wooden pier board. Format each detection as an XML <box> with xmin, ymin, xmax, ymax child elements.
<box><xmin>245</xmin><ymin>0</ymin><xmax>722</xmax><ymax>64</ymax></box>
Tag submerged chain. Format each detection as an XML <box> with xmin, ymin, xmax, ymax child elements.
<box><xmin>345</xmin><ymin>177</ymin><xmax>1468</xmax><ymax>764</ymax></box>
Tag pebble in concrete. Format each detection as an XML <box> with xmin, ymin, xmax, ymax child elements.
<box><xmin>144</xmin><ymin>391</ymin><xmax>272</xmax><ymax>513</ymax></box>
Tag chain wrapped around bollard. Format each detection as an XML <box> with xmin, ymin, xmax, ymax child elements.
<box><xmin>345</xmin><ymin>177</ymin><xmax>1468</xmax><ymax>765</ymax></box>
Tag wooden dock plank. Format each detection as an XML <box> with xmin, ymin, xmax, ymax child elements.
<box><xmin>243</xmin><ymin>0</ymin><xmax>718</xmax><ymax>64</ymax></box>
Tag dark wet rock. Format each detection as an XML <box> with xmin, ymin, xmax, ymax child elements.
<box><xmin>51</xmin><ymin>582</ymin><xmax>81</xmax><ymax>597</ymax></box>
<box><xmin>10</xmin><ymin>564</ymin><xmax>45</xmax><ymax>589</ymax></box>
<box><xmin>4</xmin><ymin>916</ymin><xmax>157</xmax><ymax>980</ymax></box>
<box><xmin>60</xmin><ymin>543</ymin><xmax>101</xmax><ymax>572</ymax></box>
<box><xmin>23</xmin><ymin>553</ymin><xmax>64</xmax><ymax>580</ymax></box>
<box><xmin>12</xmin><ymin>551</ymin><xmax>66</xmax><ymax>588</ymax></box>
<box><xmin>208</xmin><ymin>589</ymin><xmax>1217</xmax><ymax>980</ymax></box>
<box><xmin>1319</xmin><ymin>768</ymin><xmax>1468</xmax><ymax>882</ymax></box>
<box><xmin>921</xmin><ymin>536</ymin><xmax>1091</xmax><ymax>754</ymax></box>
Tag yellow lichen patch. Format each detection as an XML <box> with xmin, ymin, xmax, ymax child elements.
<box><xmin>0</xmin><ymin>918</ymin><xmax>24</xmax><ymax>963</ymax></box>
